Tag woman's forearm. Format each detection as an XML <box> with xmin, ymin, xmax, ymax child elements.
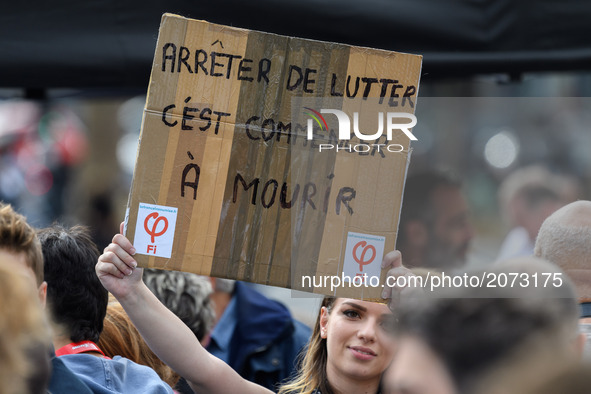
<box><xmin>117</xmin><ymin>281</ymin><xmax>271</xmax><ymax>394</ymax></box>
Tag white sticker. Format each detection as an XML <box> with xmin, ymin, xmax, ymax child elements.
<box><xmin>343</xmin><ymin>232</ymin><xmax>385</xmax><ymax>285</ymax></box>
<box><xmin>133</xmin><ymin>203</ymin><xmax>178</xmax><ymax>258</ymax></box>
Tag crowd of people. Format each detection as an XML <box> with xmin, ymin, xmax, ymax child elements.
<box><xmin>1</xmin><ymin>166</ymin><xmax>591</xmax><ymax>394</ymax></box>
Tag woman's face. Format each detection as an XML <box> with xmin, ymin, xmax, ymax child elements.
<box><xmin>320</xmin><ymin>298</ymin><xmax>396</xmax><ymax>385</ymax></box>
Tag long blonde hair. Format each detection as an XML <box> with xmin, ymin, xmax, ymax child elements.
<box><xmin>279</xmin><ymin>297</ymin><xmax>336</xmax><ymax>394</ymax></box>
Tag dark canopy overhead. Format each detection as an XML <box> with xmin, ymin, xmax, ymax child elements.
<box><xmin>1</xmin><ymin>0</ymin><xmax>591</xmax><ymax>90</ymax></box>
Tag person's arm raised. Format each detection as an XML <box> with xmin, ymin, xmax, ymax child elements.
<box><xmin>96</xmin><ymin>232</ymin><xmax>271</xmax><ymax>394</ymax></box>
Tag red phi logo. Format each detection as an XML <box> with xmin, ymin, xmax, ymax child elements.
<box><xmin>352</xmin><ymin>241</ymin><xmax>376</xmax><ymax>272</ymax></box>
<box><xmin>144</xmin><ymin>212</ymin><xmax>168</xmax><ymax>254</ymax></box>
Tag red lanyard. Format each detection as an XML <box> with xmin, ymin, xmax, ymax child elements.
<box><xmin>56</xmin><ymin>340</ymin><xmax>108</xmax><ymax>358</ymax></box>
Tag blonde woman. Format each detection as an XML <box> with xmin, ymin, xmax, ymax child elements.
<box><xmin>279</xmin><ymin>296</ymin><xmax>395</xmax><ymax>394</ymax></box>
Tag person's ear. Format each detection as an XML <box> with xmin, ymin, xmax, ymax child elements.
<box><xmin>38</xmin><ymin>281</ymin><xmax>48</xmax><ymax>309</ymax></box>
<box><xmin>406</xmin><ymin>220</ymin><xmax>428</xmax><ymax>247</ymax></box>
<box><xmin>320</xmin><ymin>307</ymin><xmax>329</xmax><ymax>339</ymax></box>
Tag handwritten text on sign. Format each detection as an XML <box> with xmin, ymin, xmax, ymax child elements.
<box><xmin>123</xmin><ymin>15</ymin><xmax>421</xmax><ymax>296</ymax></box>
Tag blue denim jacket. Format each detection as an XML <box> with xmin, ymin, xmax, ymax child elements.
<box><xmin>60</xmin><ymin>354</ymin><xmax>173</xmax><ymax>394</ymax></box>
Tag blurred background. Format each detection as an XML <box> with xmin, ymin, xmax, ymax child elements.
<box><xmin>2</xmin><ymin>0</ymin><xmax>591</xmax><ymax>324</ymax></box>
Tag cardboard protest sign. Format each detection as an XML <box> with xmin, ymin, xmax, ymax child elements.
<box><xmin>125</xmin><ymin>13</ymin><xmax>422</xmax><ymax>299</ymax></box>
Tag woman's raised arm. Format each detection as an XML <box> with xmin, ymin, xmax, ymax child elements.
<box><xmin>96</xmin><ymin>232</ymin><xmax>271</xmax><ymax>394</ymax></box>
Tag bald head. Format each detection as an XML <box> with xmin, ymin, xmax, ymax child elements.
<box><xmin>545</xmin><ymin>200</ymin><xmax>591</xmax><ymax>226</ymax></box>
<box><xmin>534</xmin><ymin>200</ymin><xmax>591</xmax><ymax>299</ymax></box>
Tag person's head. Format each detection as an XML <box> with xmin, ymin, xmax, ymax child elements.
<box><xmin>211</xmin><ymin>277</ymin><xmax>236</xmax><ymax>294</ymax></box>
<box><xmin>0</xmin><ymin>258</ymin><xmax>52</xmax><ymax>394</ymax></box>
<box><xmin>384</xmin><ymin>257</ymin><xmax>582</xmax><ymax>394</ymax></box>
<box><xmin>0</xmin><ymin>202</ymin><xmax>46</xmax><ymax>305</ymax></box>
<box><xmin>398</xmin><ymin>171</ymin><xmax>473</xmax><ymax>270</ymax></box>
<box><xmin>498</xmin><ymin>165</ymin><xmax>565</xmax><ymax>241</ymax></box>
<box><xmin>534</xmin><ymin>200</ymin><xmax>591</xmax><ymax>300</ymax></box>
<box><xmin>143</xmin><ymin>268</ymin><xmax>215</xmax><ymax>342</ymax></box>
<box><xmin>38</xmin><ymin>224</ymin><xmax>108</xmax><ymax>344</ymax></box>
<box><xmin>280</xmin><ymin>297</ymin><xmax>395</xmax><ymax>394</ymax></box>
<box><xmin>98</xmin><ymin>300</ymin><xmax>180</xmax><ymax>388</ymax></box>
<box><xmin>205</xmin><ymin>277</ymin><xmax>236</xmax><ymax>325</ymax></box>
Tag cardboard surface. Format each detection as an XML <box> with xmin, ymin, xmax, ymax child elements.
<box><xmin>125</xmin><ymin>13</ymin><xmax>422</xmax><ymax>298</ymax></box>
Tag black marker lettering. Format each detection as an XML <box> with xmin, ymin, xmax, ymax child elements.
<box><xmin>402</xmin><ymin>85</ymin><xmax>416</xmax><ymax>108</ymax></box>
<box><xmin>181</xmin><ymin>151</ymin><xmax>200</xmax><ymax>200</ymax></box>
<box><xmin>195</xmin><ymin>49</ymin><xmax>208</xmax><ymax>75</ymax></box>
<box><xmin>336</xmin><ymin>187</ymin><xmax>356</xmax><ymax>215</ymax></box>
<box><xmin>330</xmin><ymin>73</ymin><xmax>343</xmax><ymax>97</ymax></box>
<box><xmin>162</xmin><ymin>104</ymin><xmax>177</xmax><ymax>127</ymax></box>
<box><xmin>258</xmin><ymin>58</ymin><xmax>271</xmax><ymax>83</ymax></box>
<box><xmin>199</xmin><ymin>108</ymin><xmax>212</xmax><ymax>131</ymax></box>
<box><xmin>233</xmin><ymin>174</ymin><xmax>260</xmax><ymax>205</ymax></box>
<box><xmin>302</xmin><ymin>183</ymin><xmax>317</xmax><ymax>210</ymax></box>
<box><xmin>303</xmin><ymin>68</ymin><xmax>317</xmax><ymax>93</ymax></box>
<box><xmin>261</xmin><ymin>179</ymin><xmax>279</xmax><ymax>208</ymax></box>
<box><xmin>280</xmin><ymin>183</ymin><xmax>300</xmax><ymax>209</ymax></box>
<box><xmin>213</xmin><ymin>111</ymin><xmax>231</xmax><ymax>135</ymax></box>
<box><xmin>162</xmin><ymin>43</ymin><xmax>176</xmax><ymax>72</ymax></box>
<box><xmin>286</xmin><ymin>65</ymin><xmax>303</xmax><ymax>91</ymax></box>
<box><xmin>346</xmin><ymin>76</ymin><xmax>360</xmax><ymax>98</ymax></box>
<box><xmin>182</xmin><ymin>97</ymin><xmax>196</xmax><ymax>130</ymax></box>
<box><xmin>178</xmin><ymin>46</ymin><xmax>192</xmax><ymax>73</ymax></box>
<box><xmin>237</xmin><ymin>58</ymin><xmax>254</xmax><ymax>82</ymax></box>
<box><xmin>361</xmin><ymin>77</ymin><xmax>379</xmax><ymax>98</ymax></box>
